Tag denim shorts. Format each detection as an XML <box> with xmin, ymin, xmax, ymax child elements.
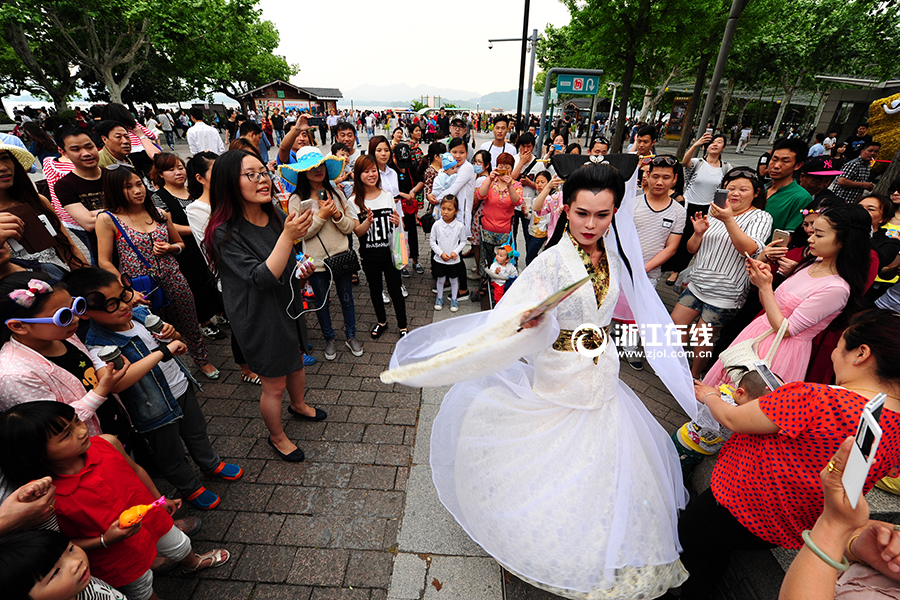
<box><xmin>677</xmin><ymin>287</ymin><xmax>737</xmax><ymax>328</ymax></box>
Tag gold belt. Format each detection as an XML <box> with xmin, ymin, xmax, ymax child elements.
<box><xmin>553</xmin><ymin>326</ymin><xmax>611</xmax><ymax>353</ymax></box>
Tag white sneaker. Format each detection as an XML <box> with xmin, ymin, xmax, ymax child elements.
<box><xmin>382</xmin><ymin>291</ymin><xmax>390</xmax><ymax>304</ymax></box>
<box><xmin>401</xmin><ymin>284</ymin><xmax>408</xmax><ymax>298</ymax></box>
<box><xmin>434</xmin><ymin>298</ymin><xmax>443</xmax><ymax>310</ymax></box>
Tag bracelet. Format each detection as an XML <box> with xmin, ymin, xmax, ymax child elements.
<box><xmin>704</xmin><ymin>392</ymin><xmax>721</xmax><ymax>403</ymax></box>
<box><xmin>100</xmin><ymin>533</ymin><xmax>108</xmax><ymax>548</ymax></box>
<box><xmin>801</xmin><ymin>530</ymin><xmax>850</xmax><ymax>571</ymax></box>
<box><xmin>157</xmin><ymin>345</ymin><xmax>174</xmax><ymax>362</ymax></box>
<box><xmin>171</xmin><ymin>244</ymin><xmax>183</xmax><ymax>255</ymax></box>
<box><xmin>846</xmin><ymin>534</ymin><xmax>868</xmax><ymax>566</ymax></box>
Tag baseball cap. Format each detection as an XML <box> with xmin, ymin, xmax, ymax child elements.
<box><xmin>799</xmin><ymin>156</ymin><xmax>843</xmax><ymax>176</ymax></box>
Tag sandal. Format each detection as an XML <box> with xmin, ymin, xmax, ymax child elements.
<box><xmin>201</xmin><ymin>367</ymin><xmax>221</xmax><ymax>380</ymax></box>
<box><xmin>351</xmin><ymin>273</ymin><xmax>360</xmax><ymax>285</ymax></box>
<box><xmin>185</xmin><ymin>548</ymin><xmax>230</xmax><ymax>572</ymax></box>
<box><xmin>371</xmin><ymin>323</ymin><xmax>388</xmax><ymax>339</ymax></box>
<box><xmin>241</xmin><ymin>373</ymin><xmax>262</xmax><ymax>385</ymax></box>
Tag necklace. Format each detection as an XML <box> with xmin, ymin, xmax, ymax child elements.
<box><xmin>810</xmin><ymin>261</ymin><xmax>836</xmax><ymax>277</ymax></box>
<box><xmin>844</xmin><ymin>387</ymin><xmax>900</xmax><ymax>401</ymax></box>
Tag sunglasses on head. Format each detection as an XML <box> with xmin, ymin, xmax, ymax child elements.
<box><xmin>85</xmin><ymin>274</ymin><xmax>135</xmax><ymax>313</ymax></box>
<box><xmin>5</xmin><ymin>296</ymin><xmax>87</xmax><ymax>327</ymax></box>
<box><xmin>106</xmin><ymin>163</ymin><xmax>135</xmax><ymax>172</ymax></box>
<box><xmin>725</xmin><ymin>167</ymin><xmax>760</xmax><ymax>181</ymax></box>
<box><xmin>649</xmin><ymin>156</ymin><xmax>678</xmax><ymax>167</ymax></box>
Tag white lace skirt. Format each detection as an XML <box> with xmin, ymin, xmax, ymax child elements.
<box><xmin>430</xmin><ymin>356</ymin><xmax>689</xmax><ymax>599</ymax></box>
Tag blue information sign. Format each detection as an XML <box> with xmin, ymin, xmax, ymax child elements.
<box><xmin>556</xmin><ymin>75</ymin><xmax>600</xmax><ymax>95</ymax></box>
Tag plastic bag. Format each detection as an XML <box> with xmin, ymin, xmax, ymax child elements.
<box><xmin>391</xmin><ymin>226</ymin><xmax>409</xmax><ymax>270</ymax></box>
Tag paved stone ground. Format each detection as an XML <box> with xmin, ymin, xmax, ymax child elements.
<box><xmin>137</xmin><ymin>128</ymin><xmax>766</xmax><ymax>600</ymax></box>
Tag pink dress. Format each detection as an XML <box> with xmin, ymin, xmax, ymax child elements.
<box><xmin>704</xmin><ymin>262</ymin><xmax>850</xmax><ymax>387</ymax></box>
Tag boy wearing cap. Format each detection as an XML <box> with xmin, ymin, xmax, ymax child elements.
<box><xmin>798</xmin><ymin>156</ymin><xmax>843</xmax><ymax>206</ymax></box>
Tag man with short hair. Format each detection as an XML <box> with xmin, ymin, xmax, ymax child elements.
<box><xmin>823</xmin><ymin>130</ymin><xmax>837</xmax><ymax>154</ymax></box>
<box><xmin>843</xmin><ymin>123</ymin><xmax>873</xmax><ymax>161</ymax></box>
<box><xmin>589</xmin><ymin>138</ymin><xmax>609</xmax><ymax>156</ymax></box>
<box><xmin>239</xmin><ymin>120</ymin><xmax>263</xmax><ymax>149</ymax></box>
<box><xmin>831</xmin><ymin>141</ymin><xmax>880</xmax><ymax>203</ymax></box>
<box><xmin>95</xmin><ymin>121</ymin><xmax>135</xmax><ymax>169</ymax></box>
<box><xmin>335</xmin><ymin>122</ymin><xmax>361</xmax><ymax>196</ymax></box>
<box><xmin>53</xmin><ymin>128</ymin><xmax>107</xmax><ymax>262</ymax></box>
<box><xmin>326</xmin><ymin>110</ymin><xmax>339</xmax><ymax>144</ymax></box>
<box><xmin>808</xmin><ymin>133</ymin><xmax>826</xmax><ymax>157</ymax></box>
<box><xmin>630</xmin><ymin>124</ymin><xmax>657</xmax><ymax>159</ymax></box>
<box><xmin>187</xmin><ymin>108</ymin><xmax>226</xmax><ymax>155</ymax></box>
<box><xmin>437</xmin><ymin>108</ymin><xmax>450</xmax><ymax>138</ymax></box>
<box><xmin>765</xmin><ymin>138</ymin><xmax>812</xmax><ymax>232</ymax></box>
<box><xmin>736</xmin><ymin>124</ymin><xmax>752</xmax><ymax>154</ymax></box>
<box><xmin>271</xmin><ymin>109</ymin><xmax>285</xmax><ymax>147</ymax></box>
<box><xmin>364</xmin><ymin>112</ymin><xmax>375</xmax><ymax>139</ymax></box>
<box><xmin>479</xmin><ymin>116</ymin><xmax>517</xmax><ymax>169</ymax></box>
<box><xmin>797</xmin><ymin>157</ymin><xmax>843</xmax><ymax>206</ymax></box>
<box><xmin>157</xmin><ymin>110</ymin><xmax>175</xmax><ymax>150</ymax></box>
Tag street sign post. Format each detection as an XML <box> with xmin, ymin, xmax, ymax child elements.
<box><xmin>556</xmin><ymin>75</ymin><xmax>600</xmax><ymax>96</ymax></box>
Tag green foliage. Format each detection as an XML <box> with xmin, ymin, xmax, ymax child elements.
<box><xmin>442</xmin><ymin>103</ymin><xmax>458</xmax><ymax>109</ymax></box>
<box><xmin>410</xmin><ymin>100</ymin><xmax>427</xmax><ymax>111</ymax></box>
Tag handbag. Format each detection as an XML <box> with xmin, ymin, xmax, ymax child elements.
<box><xmin>420</xmin><ymin>212</ymin><xmax>435</xmax><ymax>234</ymax></box>
<box><xmin>315</xmin><ymin>233</ymin><xmax>359</xmax><ymax>278</ymax></box>
<box><xmin>719</xmin><ymin>317</ymin><xmax>789</xmax><ymax>386</ymax></box>
<box><xmin>103</xmin><ymin>212</ymin><xmax>170</xmax><ymax>310</ymax></box>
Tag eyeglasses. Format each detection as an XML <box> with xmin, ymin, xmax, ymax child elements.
<box><xmin>5</xmin><ymin>296</ymin><xmax>87</xmax><ymax>327</ymax></box>
<box><xmin>650</xmin><ymin>156</ymin><xmax>678</xmax><ymax>167</ymax></box>
<box><xmin>725</xmin><ymin>167</ymin><xmax>760</xmax><ymax>181</ymax></box>
<box><xmin>85</xmin><ymin>275</ymin><xmax>135</xmax><ymax>313</ymax></box>
<box><xmin>241</xmin><ymin>170</ymin><xmax>270</xmax><ymax>183</ymax></box>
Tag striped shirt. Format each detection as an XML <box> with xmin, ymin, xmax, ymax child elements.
<box><xmin>688</xmin><ymin>208</ymin><xmax>773</xmax><ymax>309</ymax></box>
<box><xmin>43</xmin><ymin>157</ymin><xmax>79</xmax><ymax>228</ymax></box>
<box><xmin>830</xmin><ymin>157</ymin><xmax>870</xmax><ymax>203</ymax></box>
<box><xmin>633</xmin><ymin>194</ymin><xmax>685</xmax><ymax>281</ymax></box>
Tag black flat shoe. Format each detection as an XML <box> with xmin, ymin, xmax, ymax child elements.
<box><xmin>287</xmin><ymin>406</ymin><xmax>328</xmax><ymax>421</ymax></box>
<box><xmin>665</xmin><ymin>278</ymin><xmax>676</xmax><ymax>286</ymax></box>
<box><xmin>372</xmin><ymin>323</ymin><xmax>388</xmax><ymax>339</ymax></box>
<box><xmin>267</xmin><ymin>437</ymin><xmax>305</xmax><ymax>462</ymax></box>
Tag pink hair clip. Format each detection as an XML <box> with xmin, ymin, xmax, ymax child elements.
<box><xmin>8</xmin><ymin>279</ymin><xmax>53</xmax><ymax>308</ymax></box>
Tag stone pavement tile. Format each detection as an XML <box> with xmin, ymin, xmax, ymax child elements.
<box><xmin>205</xmin><ymin>416</ymin><xmax>251</xmax><ymax>436</ymax></box>
<box><xmin>362</xmin><ymin>424</ymin><xmax>405</xmax><ymax>445</ymax></box>
<box><xmin>277</xmin><ymin>514</ymin><xmax>335</xmax><ymax>546</ymax></box>
<box><xmin>287</xmin><ymin>548</ymin><xmax>349</xmax><ymax>586</ymax></box>
<box><xmin>422</xmin><ymin>556</ymin><xmax>502</xmax><ymax>600</ymax></box>
<box><xmin>385</xmin><ymin>407</ymin><xmax>417</xmax><ymax>426</ymax></box>
<box><xmin>412</xmin><ymin>404</ymin><xmax>439</xmax><ymax>466</ymax></box>
<box><xmin>339</xmin><ymin>390</ymin><xmax>377</xmax><ymax>406</ymax></box>
<box><xmin>218</xmin><ymin>482</ymin><xmax>275</xmax><ymax>512</ymax></box>
<box><xmin>420</xmin><ymin>386</ymin><xmax>446</xmax><ymax>406</ymax></box>
<box><xmin>331</xmin><ymin>516</ymin><xmax>389</xmax><ymax>550</ymax></box>
<box><xmin>199</xmin><ymin>398</ymin><xmax>243</xmax><ymax>416</ymax></box>
<box><xmin>199</xmin><ymin>382</ymin><xmax>239</xmax><ymax>399</ymax></box>
<box><xmin>306</xmin><ymin>388</ymin><xmax>344</xmax><ymax>405</ymax></box>
<box><xmin>266</xmin><ymin>484</ymin><xmax>318</xmax><ymax>514</ymax></box>
<box><xmin>333</xmin><ymin>489</ymin><xmax>404</xmax><ymax>518</ymax></box>
<box><xmin>252</xmin><ymin>583</ymin><xmax>314</xmax><ymax>600</ymax></box>
<box><xmin>502</xmin><ymin>569</ymin><xmax>566</xmax><ymax>600</ymax></box>
<box><xmin>256</xmin><ymin>461</ymin><xmax>307</xmax><ymax>485</ymax></box>
<box><xmin>345</xmin><ymin>551</ymin><xmax>394</xmax><ymax>588</ymax></box>
<box><xmin>374</xmin><ymin>392</ymin><xmax>419</xmax><ymax>408</ymax></box>
<box><xmin>209</xmin><ymin>435</ymin><xmax>256</xmax><ymax>459</ymax></box>
<box><xmin>323</xmin><ymin>422</ymin><xmax>366</xmax><ymax>443</ymax></box>
<box><xmin>190</xmin><ymin>510</ymin><xmax>236</xmax><ymax>542</ymax></box>
<box><xmin>230</xmin><ymin>544</ymin><xmax>297</xmax><ymax>583</ymax></box>
<box><xmin>303</xmin><ymin>462</ymin><xmax>354</xmax><ymax>488</ymax></box>
<box><xmin>152</xmin><ymin>576</ymin><xmax>198</xmax><ymax>600</ymax></box>
<box><xmin>387</xmin><ymin>553</ymin><xmax>428</xmax><ymax>600</ymax></box>
<box><xmin>394</xmin><ymin>467</ymin><xmax>409</xmax><ymax>492</ymax></box>
<box><xmin>334</xmin><ymin>442</ymin><xmax>378</xmax><ymax>464</ymax></box>
<box><xmin>396</xmin><ymin>464</ymin><xmax>486</xmax><ymax>556</ymax></box>
<box><xmin>310</xmin><ymin>588</ymin><xmax>372</xmax><ymax>600</ymax></box>
<box><xmin>348</xmin><ymin>406</ymin><xmax>388</xmax><ymax>423</ymax></box>
<box><xmin>225</xmin><ymin>512</ymin><xmax>285</xmax><ymax>544</ymax></box>
<box><xmin>350</xmin><ymin>465</ymin><xmax>396</xmax><ymax>489</ymax></box>
<box><xmin>375</xmin><ymin>444</ymin><xmax>410</xmax><ymax>467</ymax></box>
<box><xmin>189</xmin><ymin>580</ymin><xmax>254</xmax><ymax>600</ymax></box>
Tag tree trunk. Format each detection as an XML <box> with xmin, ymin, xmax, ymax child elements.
<box><xmin>611</xmin><ymin>50</ymin><xmax>637</xmax><ymax>153</ymax></box>
<box><xmin>638</xmin><ymin>88</ymin><xmax>653</xmax><ymax>123</ymax></box>
<box><xmin>768</xmin><ymin>71</ymin><xmax>807</xmax><ymax>144</ymax></box>
<box><xmin>676</xmin><ymin>49</ymin><xmax>714</xmax><ymax>160</ymax></box>
<box><xmin>716</xmin><ymin>77</ymin><xmax>735</xmax><ymax>132</ymax></box>
<box><xmin>647</xmin><ymin>66</ymin><xmax>680</xmax><ymax>122</ymax></box>
<box><xmin>736</xmin><ymin>98</ymin><xmax>750</xmax><ymax>127</ymax></box>
<box><xmin>4</xmin><ymin>23</ymin><xmax>77</xmax><ymax>112</ymax></box>
<box><xmin>875</xmin><ymin>144</ymin><xmax>900</xmax><ymax>196</ymax></box>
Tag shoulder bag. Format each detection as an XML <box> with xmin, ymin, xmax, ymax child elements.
<box><xmin>104</xmin><ymin>212</ymin><xmax>170</xmax><ymax>310</ymax></box>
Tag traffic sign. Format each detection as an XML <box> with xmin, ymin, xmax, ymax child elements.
<box><xmin>556</xmin><ymin>74</ymin><xmax>600</xmax><ymax>96</ymax></box>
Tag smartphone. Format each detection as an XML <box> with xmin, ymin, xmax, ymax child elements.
<box><xmin>706</xmin><ymin>128</ymin><xmax>713</xmax><ymax>136</ymax></box>
<box><xmin>307</xmin><ymin>116</ymin><xmax>326</xmax><ymax>127</ymax></box>
<box><xmin>772</xmin><ymin>229</ymin><xmax>792</xmax><ymax>246</ymax></box>
<box><xmin>712</xmin><ymin>189</ymin><xmax>729</xmax><ymax>208</ymax></box>
<box><xmin>298</xmin><ymin>199</ymin><xmax>315</xmax><ymax>213</ymax></box>
<box><xmin>843</xmin><ymin>393</ymin><xmax>886</xmax><ymax>509</ymax></box>
<box><xmin>751</xmin><ymin>361</ymin><xmax>781</xmax><ymax>392</ymax></box>
<box><xmin>317</xmin><ymin>189</ymin><xmax>328</xmax><ymax>201</ymax></box>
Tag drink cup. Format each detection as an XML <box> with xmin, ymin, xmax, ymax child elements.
<box><xmin>98</xmin><ymin>346</ymin><xmax>124</xmax><ymax>370</ymax></box>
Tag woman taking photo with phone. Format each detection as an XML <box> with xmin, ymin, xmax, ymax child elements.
<box><xmin>703</xmin><ymin>203</ymin><xmax>870</xmax><ymax>388</ymax></box>
<box><xmin>670</xmin><ymin>167</ymin><xmax>772</xmax><ymax>378</ymax></box>
<box><xmin>205</xmin><ymin>150</ymin><xmax>323</xmax><ymax>463</ymax></box>
<box><xmin>679</xmin><ymin>308</ymin><xmax>900</xmax><ymax>599</ymax></box>
<box><xmin>282</xmin><ymin>147</ymin><xmax>363</xmax><ymax>360</ymax></box>
<box><xmin>665</xmin><ymin>133</ymin><xmax>732</xmax><ymax>286</ymax></box>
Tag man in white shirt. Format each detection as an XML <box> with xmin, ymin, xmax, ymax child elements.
<box><xmin>737</xmin><ymin>125</ymin><xmax>752</xmax><ymax>153</ymax></box>
<box><xmin>326</xmin><ymin>111</ymin><xmax>339</xmax><ymax>144</ymax></box>
<box><xmin>823</xmin><ymin>131</ymin><xmax>837</xmax><ymax>153</ymax></box>
<box><xmin>479</xmin><ymin>116</ymin><xmax>518</xmax><ymax>168</ymax></box>
<box><xmin>187</xmin><ymin>108</ymin><xmax>226</xmax><ymax>155</ymax></box>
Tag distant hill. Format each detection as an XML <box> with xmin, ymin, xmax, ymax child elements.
<box><xmin>340</xmin><ymin>85</ymin><xmax>546</xmax><ymax>114</ymax></box>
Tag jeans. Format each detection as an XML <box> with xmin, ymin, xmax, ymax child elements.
<box><xmin>309</xmin><ymin>270</ymin><xmax>357</xmax><ymax>340</ymax></box>
<box><xmin>274</xmin><ymin>129</ymin><xmax>284</xmax><ymax>147</ymax></box>
<box><xmin>525</xmin><ymin>235</ymin><xmax>545</xmax><ymax>265</ymax></box>
<box><xmin>163</xmin><ymin>130</ymin><xmax>174</xmax><ymax>148</ymax></box>
<box><xmin>69</xmin><ymin>227</ymin><xmax>96</xmax><ymax>265</ymax></box>
<box><xmin>402</xmin><ymin>213</ymin><xmax>419</xmax><ymax>261</ymax></box>
<box><xmin>142</xmin><ymin>386</ymin><xmax>220</xmax><ymax>497</ymax></box>
<box><xmin>362</xmin><ymin>257</ymin><xmax>407</xmax><ymax>328</ymax></box>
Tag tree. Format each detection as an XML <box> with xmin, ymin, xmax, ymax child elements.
<box><xmin>410</xmin><ymin>100</ymin><xmax>427</xmax><ymax>111</ymax></box>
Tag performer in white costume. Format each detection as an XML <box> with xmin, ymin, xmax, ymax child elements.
<box><xmin>382</xmin><ymin>155</ymin><xmax>700</xmax><ymax>599</ymax></box>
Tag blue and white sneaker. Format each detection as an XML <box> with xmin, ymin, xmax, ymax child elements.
<box><xmin>450</xmin><ymin>299</ymin><xmax>459</xmax><ymax>312</ymax></box>
<box><xmin>434</xmin><ymin>298</ymin><xmax>443</xmax><ymax>311</ymax></box>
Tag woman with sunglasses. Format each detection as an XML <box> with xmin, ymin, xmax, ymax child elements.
<box><xmin>664</xmin><ymin>133</ymin><xmax>732</xmax><ymax>286</ymax></box>
<box><xmin>95</xmin><ymin>164</ymin><xmax>221</xmax><ymax>380</ymax></box>
<box><xmin>0</xmin><ymin>271</ymin><xmax>129</xmax><ymax>437</ymax></box>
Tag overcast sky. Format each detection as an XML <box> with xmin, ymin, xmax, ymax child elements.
<box><xmin>257</xmin><ymin>0</ymin><xmax>571</xmax><ymax>97</ymax></box>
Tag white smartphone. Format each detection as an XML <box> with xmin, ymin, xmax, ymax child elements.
<box><xmin>298</xmin><ymin>199</ymin><xmax>315</xmax><ymax>214</ymax></box>
<box><xmin>751</xmin><ymin>361</ymin><xmax>781</xmax><ymax>392</ymax></box>
<box><xmin>772</xmin><ymin>229</ymin><xmax>792</xmax><ymax>246</ymax></box>
<box><xmin>842</xmin><ymin>393</ymin><xmax>886</xmax><ymax>509</ymax></box>
<box><xmin>713</xmin><ymin>189</ymin><xmax>729</xmax><ymax>208</ymax></box>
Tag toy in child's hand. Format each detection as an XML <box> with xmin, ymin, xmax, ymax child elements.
<box><xmin>119</xmin><ymin>496</ymin><xmax>167</xmax><ymax>528</ymax></box>
<box><xmin>294</xmin><ymin>253</ymin><xmax>315</xmax><ymax>279</ymax></box>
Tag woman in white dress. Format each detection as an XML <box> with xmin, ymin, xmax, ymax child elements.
<box><xmin>383</xmin><ymin>155</ymin><xmax>700</xmax><ymax>599</ymax></box>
